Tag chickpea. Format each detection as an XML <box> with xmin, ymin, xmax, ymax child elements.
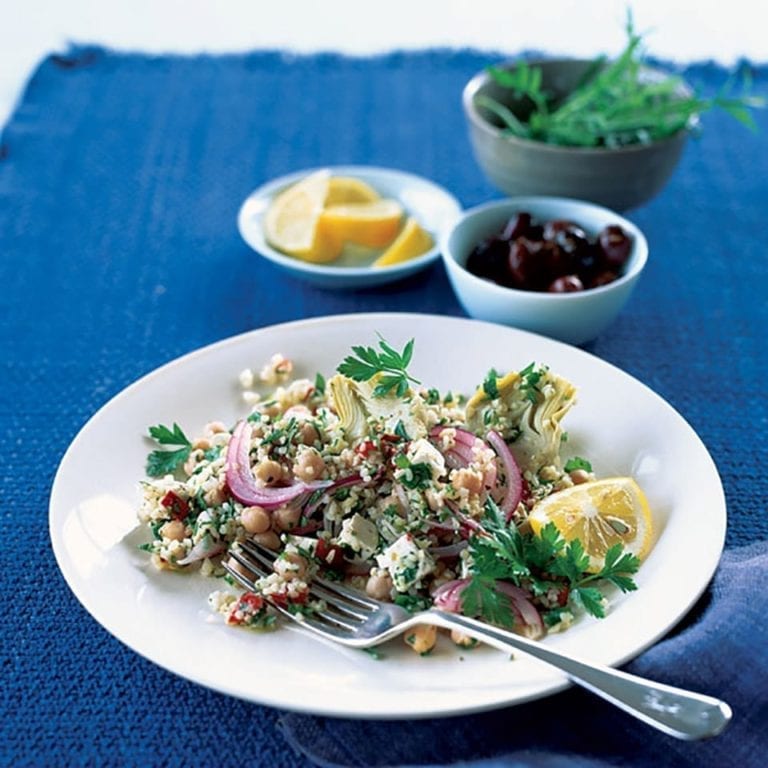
<box><xmin>160</xmin><ymin>520</ymin><xmax>186</xmax><ymax>541</ymax></box>
<box><xmin>273</xmin><ymin>505</ymin><xmax>301</xmax><ymax>532</ymax></box>
<box><xmin>204</xmin><ymin>483</ymin><xmax>227</xmax><ymax>507</ymax></box>
<box><xmin>284</xmin><ymin>405</ymin><xmax>312</xmax><ymax>420</ymax></box>
<box><xmin>192</xmin><ymin>436</ymin><xmax>212</xmax><ymax>451</ymax></box>
<box><xmin>273</xmin><ymin>552</ymin><xmax>309</xmax><ymax>581</ymax></box>
<box><xmin>255</xmin><ymin>458</ymin><xmax>283</xmax><ymax>485</ymax></box>
<box><xmin>183</xmin><ymin>450</ymin><xmax>200</xmax><ymax>476</ymax></box>
<box><xmin>365</xmin><ymin>571</ymin><xmax>393</xmax><ymax>601</ymax></box>
<box><xmin>297</xmin><ymin>422</ymin><xmax>319</xmax><ymax>446</ymax></box>
<box><xmin>450</xmin><ymin>629</ymin><xmax>479</xmax><ymax>649</ymax></box>
<box><xmin>241</xmin><ymin>505</ymin><xmax>271</xmax><ymax>535</ymax></box>
<box><xmin>226</xmin><ymin>555</ymin><xmax>253</xmax><ymax>580</ymax></box>
<box><xmin>205</xmin><ymin>421</ymin><xmax>228</xmax><ymax>435</ymax></box>
<box><xmin>569</xmin><ymin>469</ymin><xmax>592</xmax><ymax>485</ymax></box>
<box><xmin>404</xmin><ymin>624</ymin><xmax>437</xmax><ymax>655</ymax></box>
<box><xmin>253</xmin><ymin>530</ymin><xmax>281</xmax><ymax>550</ymax></box>
<box><xmin>293</xmin><ymin>448</ymin><xmax>325</xmax><ymax>482</ymax></box>
<box><xmin>452</xmin><ymin>468</ymin><xmax>483</xmax><ymax>494</ymax></box>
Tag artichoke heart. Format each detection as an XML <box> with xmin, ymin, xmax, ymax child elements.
<box><xmin>328</xmin><ymin>374</ymin><xmax>371</xmax><ymax>440</ymax></box>
<box><xmin>328</xmin><ymin>373</ymin><xmax>428</xmax><ymax>441</ymax></box>
<box><xmin>466</xmin><ymin>367</ymin><xmax>576</xmax><ymax>474</ymax></box>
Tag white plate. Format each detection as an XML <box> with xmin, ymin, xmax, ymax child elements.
<box><xmin>49</xmin><ymin>313</ymin><xmax>726</xmax><ymax>719</ymax></box>
<box><xmin>237</xmin><ymin>166</ymin><xmax>462</xmax><ymax>288</ymax></box>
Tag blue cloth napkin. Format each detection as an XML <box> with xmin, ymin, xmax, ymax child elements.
<box><xmin>1</xmin><ymin>47</ymin><xmax>766</xmax><ymax>768</ymax></box>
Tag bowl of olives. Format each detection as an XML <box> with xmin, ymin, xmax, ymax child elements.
<box><xmin>440</xmin><ymin>196</ymin><xmax>648</xmax><ymax>345</ymax></box>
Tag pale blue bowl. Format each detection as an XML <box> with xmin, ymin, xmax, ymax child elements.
<box><xmin>441</xmin><ymin>197</ymin><xmax>648</xmax><ymax>345</ymax></box>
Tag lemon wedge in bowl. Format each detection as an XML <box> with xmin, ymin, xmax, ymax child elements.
<box><xmin>263</xmin><ymin>169</ymin><xmax>339</xmax><ymax>263</ymax></box>
<box><xmin>373</xmin><ymin>216</ymin><xmax>434</xmax><ymax>268</ymax></box>
<box><xmin>319</xmin><ymin>199</ymin><xmax>404</xmax><ymax>249</ymax></box>
<box><xmin>528</xmin><ymin>477</ymin><xmax>654</xmax><ymax>572</ymax></box>
<box><xmin>325</xmin><ymin>176</ymin><xmax>381</xmax><ymax>205</ymax></box>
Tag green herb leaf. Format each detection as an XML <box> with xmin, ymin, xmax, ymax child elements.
<box><xmin>564</xmin><ymin>456</ymin><xmax>593</xmax><ymax>473</ymax></box>
<box><xmin>483</xmin><ymin>369</ymin><xmax>500</xmax><ymax>400</ymax></box>
<box><xmin>460</xmin><ymin>577</ymin><xmax>516</xmax><ymax>629</ymax></box>
<box><xmin>479</xmin><ymin>16</ymin><xmax>764</xmax><ymax>147</ymax></box>
<box><xmin>148</xmin><ymin>423</ymin><xmax>190</xmax><ymax>447</ymax></box>
<box><xmin>337</xmin><ymin>336</ymin><xmax>420</xmax><ymax>398</ymax></box>
<box><xmin>146</xmin><ymin>422</ymin><xmax>192</xmax><ymax>477</ymax></box>
<box><xmin>519</xmin><ymin>362</ymin><xmax>545</xmax><ymax>403</ymax></box>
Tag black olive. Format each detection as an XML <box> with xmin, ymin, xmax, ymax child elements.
<box><xmin>598</xmin><ymin>225</ymin><xmax>632</xmax><ymax>269</ymax></box>
<box><xmin>589</xmin><ymin>269</ymin><xmax>620</xmax><ymax>288</ymax></box>
<box><xmin>548</xmin><ymin>274</ymin><xmax>585</xmax><ymax>293</ymax></box>
<box><xmin>507</xmin><ymin>239</ymin><xmax>548</xmax><ymax>290</ymax></box>
<box><xmin>466</xmin><ymin>237</ymin><xmax>510</xmax><ymax>283</ymax></box>
<box><xmin>501</xmin><ymin>212</ymin><xmax>532</xmax><ymax>241</ymax></box>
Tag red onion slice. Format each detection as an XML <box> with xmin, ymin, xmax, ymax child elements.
<box><xmin>225</xmin><ymin>420</ymin><xmax>330</xmax><ymax>509</ymax></box>
<box><xmin>494</xmin><ymin>581</ymin><xmax>545</xmax><ymax>639</ymax></box>
<box><xmin>433</xmin><ymin>577</ymin><xmax>544</xmax><ymax>638</ymax></box>
<box><xmin>432</xmin><ymin>578</ymin><xmax>467</xmax><ymax>612</ymax></box>
<box><xmin>431</xmin><ymin>427</ymin><xmax>497</xmax><ymax>489</ymax></box>
<box><xmin>486</xmin><ymin>430</ymin><xmax>523</xmax><ymax>520</ymax></box>
<box><xmin>428</xmin><ymin>540</ymin><xmax>468</xmax><ymax>559</ymax></box>
<box><xmin>303</xmin><ymin>473</ymin><xmax>364</xmax><ymax>517</ymax></box>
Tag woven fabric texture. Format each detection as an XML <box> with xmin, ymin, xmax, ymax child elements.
<box><xmin>0</xmin><ymin>48</ymin><xmax>766</xmax><ymax>768</ymax></box>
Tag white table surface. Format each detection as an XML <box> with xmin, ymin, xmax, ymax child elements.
<box><xmin>1</xmin><ymin>0</ymin><xmax>766</xmax><ymax>128</ymax></box>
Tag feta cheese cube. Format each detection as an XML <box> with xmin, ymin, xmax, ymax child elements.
<box><xmin>337</xmin><ymin>513</ymin><xmax>379</xmax><ymax>560</ymax></box>
<box><xmin>406</xmin><ymin>438</ymin><xmax>446</xmax><ymax>480</ymax></box>
<box><xmin>375</xmin><ymin>533</ymin><xmax>435</xmax><ymax>592</ymax></box>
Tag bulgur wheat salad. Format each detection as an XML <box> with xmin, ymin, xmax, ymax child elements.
<box><xmin>138</xmin><ymin>337</ymin><xmax>650</xmax><ymax>654</ymax></box>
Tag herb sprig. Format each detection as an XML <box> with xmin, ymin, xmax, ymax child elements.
<box><xmin>462</xmin><ymin>500</ymin><xmax>640</xmax><ymax>628</ymax></box>
<box><xmin>146</xmin><ymin>422</ymin><xmax>192</xmax><ymax>477</ymax></box>
<box><xmin>478</xmin><ymin>14</ymin><xmax>764</xmax><ymax>148</ymax></box>
<box><xmin>337</xmin><ymin>336</ymin><xmax>420</xmax><ymax>398</ymax></box>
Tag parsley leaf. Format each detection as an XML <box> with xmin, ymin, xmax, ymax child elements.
<box><xmin>460</xmin><ymin>577</ymin><xmax>516</xmax><ymax>629</ymax></box>
<box><xmin>146</xmin><ymin>422</ymin><xmax>191</xmax><ymax>477</ymax></box>
<box><xmin>463</xmin><ymin>500</ymin><xmax>642</xmax><ymax>624</ymax></box>
<box><xmin>314</xmin><ymin>372</ymin><xmax>326</xmax><ymax>396</ymax></box>
<box><xmin>519</xmin><ymin>362</ymin><xmax>546</xmax><ymax>403</ymax></box>
<box><xmin>564</xmin><ymin>456</ymin><xmax>593</xmax><ymax>473</ymax></box>
<box><xmin>337</xmin><ymin>336</ymin><xmax>420</xmax><ymax>398</ymax></box>
<box><xmin>394</xmin><ymin>454</ymin><xmax>432</xmax><ymax>490</ymax></box>
<box><xmin>482</xmin><ymin>369</ymin><xmax>500</xmax><ymax>400</ymax></box>
<box><xmin>148</xmin><ymin>423</ymin><xmax>190</xmax><ymax>446</ymax></box>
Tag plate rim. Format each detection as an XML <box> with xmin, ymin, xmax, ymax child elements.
<box><xmin>49</xmin><ymin>312</ymin><xmax>727</xmax><ymax>719</ymax></box>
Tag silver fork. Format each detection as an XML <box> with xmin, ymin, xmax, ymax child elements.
<box><xmin>225</xmin><ymin>540</ymin><xmax>731</xmax><ymax>741</ymax></box>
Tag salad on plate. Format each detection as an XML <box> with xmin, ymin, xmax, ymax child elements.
<box><xmin>138</xmin><ymin>336</ymin><xmax>652</xmax><ymax>655</ymax></box>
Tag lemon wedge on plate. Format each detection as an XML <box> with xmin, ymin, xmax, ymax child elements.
<box><xmin>263</xmin><ymin>170</ymin><xmax>340</xmax><ymax>263</ymax></box>
<box><xmin>325</xmin><ymin>176</ymin><xmax>381</xmax><ymax>206</ymax></box>
<box><xmin>528</xmin><ymin>477</ymin><xmax>653</xmax><ymax>571</ymax></box>
<box><xmin>319</xmin><ymin>199</ymin><xmax>404</xmax><ymax>249</ymax></box>
<box><xmin>373</xmin><ymin>216</ymin><xmax>434</xmax><ymax>268</ymax></box>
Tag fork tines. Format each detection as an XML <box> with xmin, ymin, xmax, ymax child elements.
<box><xmin>223</xmin><ymin>538</ymin><xmax>379</xmax><ymax>638</ymax></box>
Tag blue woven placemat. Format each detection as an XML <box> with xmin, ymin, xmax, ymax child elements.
<box><xmin>1</xmin><ymin>47</ymin><xmax>766</xmax><ymax>768</ymax></box>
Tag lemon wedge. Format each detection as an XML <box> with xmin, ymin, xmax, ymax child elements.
<box><xmin>528</xmin><ymin>477</ymin><xmax>653</xmax><ymax>571</ymax></box>
<box><xmin>319</xmin><ymin>199</ymin><xmax>404</xmax><ymax>249</ymax></box>
<box><xmin>264</xmin><ymin>170</ymin><xmax>340</xmax><ymax>263</ymax></box>
<box><xmin>372</xmin><ymin>216</ymin><xmax>434</xmax><ymax>268</ymax></box>
<box><xmin>325</xmin><ymin>176</ymin><xmax>381</xmax><ymax>206</ymax></box>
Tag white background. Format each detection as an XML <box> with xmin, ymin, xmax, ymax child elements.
<box><xmin>1</xmin><ymin>0</ymin><xmax>767</xmax><ymax>127</ymax></box>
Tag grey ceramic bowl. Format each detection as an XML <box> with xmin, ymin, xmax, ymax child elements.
<box><xmin>463</xmin><ymin>59</ymin><xmax>691</xmax><ymax>211</ymax></box>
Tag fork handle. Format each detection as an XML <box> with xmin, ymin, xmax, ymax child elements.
<box><xmin>428</xmin><ymin>610</ymin><xmax>731</xmax><ymax>741</ymax></box>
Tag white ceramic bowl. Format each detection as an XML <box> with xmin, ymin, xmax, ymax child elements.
<box><xmin>238</xmin><ymin>166</ymin><xmax>462</xmax><ymax>289</ymax></box>
<box><xmin>441</xmin><ymin>197</ymin><xmax>648</xmax><ymax>345</ymax></box>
